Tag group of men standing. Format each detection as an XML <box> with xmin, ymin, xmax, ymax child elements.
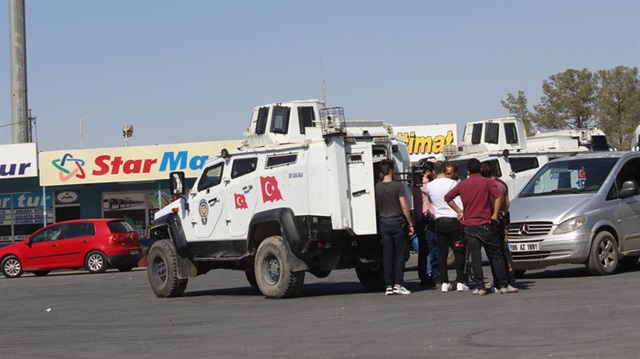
<box><xmin>374</xmin><ymin>158</ymin><xmax>518</xmax><ymax>296</ymax></box>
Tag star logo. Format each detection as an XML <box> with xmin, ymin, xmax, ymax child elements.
<box><xmin>260</xmin><ymin>176</ymin><xmax>283</xmax><ymax>203</ymax></box>
<box><xmin>234</xmin><ymin>193</ymin><xmax>248</xmax><ymax>209</ymax></box>
<box><xmin>52</xmin><ymin>153</ymin><xmax>87</xmax><ymax>182</ymax></box>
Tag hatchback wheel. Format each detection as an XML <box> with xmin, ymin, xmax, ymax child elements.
<box><xmin>85</xmin><ymin>251</ymin><xmax>108</xmax><ymax>273</ymax></box>
<box><xmin>1</xmin><ymin>255</ymin><xmax>23</xmax><ymax>278</ymax></box>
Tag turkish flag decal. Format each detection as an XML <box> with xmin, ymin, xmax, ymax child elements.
<box><xmin>235</xmin><ymin>193</ymin><xmax>248</xmax><ymax>209</ymax></box>
<box><xmin>260</xmin><ymin>176</ymin><xmax>283</xmax><ymax>202</ymax></box>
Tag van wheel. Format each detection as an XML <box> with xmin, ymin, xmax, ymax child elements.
<box><xmin>587</xmin><ymin>231</ymin><xmax>619</xmax><ymax>275</ymax></box>
<box><xmin>85</xmin><ymin>251</ymin><xmax>108</xmax><ymax>273</ymax></box>
<box><xmin>147</xmin><ymin>240</ymin><xmax>188</xmax><ymax>298</ymax></box>
<box><xmin>356</xmin><ymin>265</ymin><xmax>386</xmax><ymax>292</ymax></box>
<box><xmin>254</xmin><ymin>236</ymin><xmax>305</xmax><ymax>298</ymax></box>
<box><xmin>1</xmin><ymin>256</ymin><xmax>23</xmax><ymax>278</ymax></box>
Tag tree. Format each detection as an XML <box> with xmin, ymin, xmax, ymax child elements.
<box><xmin>500</xmin><ymin>91</ymin><xmax>536</xmax><ymax>136</ymax></box>
<box><xmin>533</xmin><ymin>69</ymin><xmax>597</xmax><ymax>130</ymax></box>
<box><xmin>594</xmin><ymin>66</ymin><xmax>640</xmax><ymax>150</ymax></box>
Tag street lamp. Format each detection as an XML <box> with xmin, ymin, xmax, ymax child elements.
<box><xmin>122</xmin><ymin>124</ymin><xmax>133</xmax><ymax>147</ymax></box>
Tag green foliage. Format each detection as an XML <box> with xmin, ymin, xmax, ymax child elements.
<box><xmin>502</xmin><ymin>66</ymin><xmax>640</xmax><ymax>150</ymax></box>
<box><xmin>594</xmin><ymin>66</ymin><xmax>640</xmax><ymax>150</ymax></box>
<box><xmin>500</xmin><ymin>91</ymin><xmax>536</xmax><ymax>136</ymax></box>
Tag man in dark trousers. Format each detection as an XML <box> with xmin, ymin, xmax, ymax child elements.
<box><xmin>444</xmin><ymin>158</ymin><xmax>517</xmax><ymax>295</ymax></box>
<box><xmin>375</xmin><ymin>159</ymin><xmax>414</xmax><ymax>296</ymax></box>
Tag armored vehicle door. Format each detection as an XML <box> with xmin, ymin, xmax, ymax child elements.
<box><xmin>191</xmin><ymin>161</ymin><xmax>225</xmax><ymax>240</ymax></box>
<box><xmin>223</xmin><ymin>156</ymin><xmax>260</xmax><ymax>238</ymax></box>
<box><xmin>346</xmin><ymin>143</ymin><xmax>377</xmax><ymax>235</ymax></box>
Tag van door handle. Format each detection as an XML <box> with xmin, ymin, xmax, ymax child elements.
<box><xmin>243</xmin><ymin>185</ymin><xmax>253</xmax><ymax>192</ymax></box>
<box><xmin>209</xmin><ymin>198</ymin><xmax>219</xmax><ymax>205</ymax></box>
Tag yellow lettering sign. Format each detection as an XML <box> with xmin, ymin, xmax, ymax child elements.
<box><xmin>397</xmin><ymin>130</ymin><xmax>454</xmax><ymax>155</ymax></box>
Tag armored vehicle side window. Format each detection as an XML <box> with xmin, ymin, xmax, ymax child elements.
<box><xmin>271</xmin><ymin>106</ymin><xmax>291</xmax><ymax>134</ymax></box>
<box><xmin>471</xmin><ymin>123</ymin><xmax>482</xmax><ymax>144</ymax></box>
<box><xmin>509</xmin><ymin>157</ymin><xmax>539</xmax><ymax>173</ymax></box>
<box><xmin>255</xmin><ymin>107</ymin><xmax>269</xmax><ymax>135</ymax></box>
<box><xmin>266</xmin><ymin>154</ymin><xmax>297</xmax><ymax>168</ymax></box>
<box><xmin>485</xmin><ymin>122</ymin><xmax>499</xmax><ymax>144</ymax></box>
<box><xmin>197</xmin><ymin>163</ymin><xmax>224</xmax><ymax>192</ymax></box>
<box><xmin>232</xmin><ymin>158</ymin><xmax>258</xmax><ymax>179</ymax></box>
<box><xmin>298</xmin><ymin>106</ymin><xmax>315</xmax><ymax>134</ymax></box>
<box><xmin>504</xmin><ymin>122</ymin><xmax>518</xmax><ymax>144</ymax></box>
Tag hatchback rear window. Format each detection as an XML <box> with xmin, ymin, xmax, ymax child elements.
<box><xmin>108</xmin><ymin>221</ymin><xmax>134</xmax><ymax>233</ymax></box>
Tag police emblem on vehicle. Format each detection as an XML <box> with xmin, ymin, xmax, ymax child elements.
<box><xmin>199</xmin><ymin>199</ymin><xmax>208</xmax><ymax>225</ymax></box>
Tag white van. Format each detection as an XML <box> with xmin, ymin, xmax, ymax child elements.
<box><xmin>508</xmin><ymin>151</ymin><xmax>640</xmax><ymax>276</ymax></box>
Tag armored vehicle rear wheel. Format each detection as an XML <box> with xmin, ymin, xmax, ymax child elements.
<box><xmin>356</xmin><ymin>265</ymin><xmax>385</xmax><ymax>292</ymax></box>
<box><xmin>255</xmin><ymin>236</ymin><xmax>305</xmax><ymax>298</ymax></box>
<box><xmin>147</xmin><ymin>240</ymin><xmax>188</xmax><ymax>298</ymax></box>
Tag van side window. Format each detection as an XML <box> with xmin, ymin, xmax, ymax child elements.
<box><xmin>197</xmin><ymin>163</ymin><xmax>224</xmax><ymax>192</ymax></box>
<box><xmin>509</xmin><ymin>157</ymin><xmax>539</xmax><ymax>173</ymax></box>
<box><xmin>232</xmin><ymin>158</ymin><xmax>258</xmax><ymax>179</ymax></box>
<box><xmin>616</xmin><ymin>158</ymin><xmax>640</xmax><ymax>190</ymax></box>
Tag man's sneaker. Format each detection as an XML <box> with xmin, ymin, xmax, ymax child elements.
<box><xmin>498</xmin><ymin>285</ymin><xmax>519</xmax><ymax>294</ymax></box>
<box><xmin>385</xmin><ymin>286</ymin><xmax>394</xmax><ymax>296</ymax></box>
<box><xmin>393</xmin><ymin>284</ymin><xmax>411</xmax><ymax>295</ymax></box>
<box><xmin>441</xmin><ymin>283</ymin><xmax>453</xmax><ymax>292</ymax></box>
<box><xmin>456</xmin><ymin>282</ymin><xmax>469</xmax><ymax>292</ymax></box>
<box><xmin>472</xmin><ymin>288</ymin><xmax>487</xmax><ymax>296</ymax></box>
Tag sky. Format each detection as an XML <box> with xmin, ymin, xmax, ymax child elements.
<box><xmin>0</xmin><ymin>0</ymin><xmax>639</xmax><ymax>151</ymax></box>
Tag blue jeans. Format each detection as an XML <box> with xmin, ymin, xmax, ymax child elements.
<box><xmin>426</xmin><ymin>229</ymin><xmax>440</xmax><ymax>281</ymax></box>
<box><xmin>379</xmin><ymin>217</ymin><xmax>408</xmax><ymax>287</ymax></box>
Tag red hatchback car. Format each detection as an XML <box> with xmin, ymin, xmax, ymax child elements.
<box><xmin>0</xmin><ymin>219</ymin><xmax>142</xmax><ymax>278</ymax></box>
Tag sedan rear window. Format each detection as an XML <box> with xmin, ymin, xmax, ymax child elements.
<box><xmin>108</xmin><ymin>221</ymin><xmax>134</xmax><ymax>233</ymax></box>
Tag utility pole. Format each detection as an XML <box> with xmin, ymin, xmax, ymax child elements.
<box><xmin>9</xmin><ymin>0</ymin><xmax>31</xmax><ymax>143</ymax></box>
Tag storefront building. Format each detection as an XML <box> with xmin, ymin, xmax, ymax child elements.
<box><xmin>0</xmin><ymin>140</ymin><xmax>241</xmax><ymax>243</ymax></box>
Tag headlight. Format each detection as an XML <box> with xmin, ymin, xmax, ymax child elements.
<box><xmin>553</xmin><ymin>216</ymin><xmax>586</xmax><ymax>234</ymax></box>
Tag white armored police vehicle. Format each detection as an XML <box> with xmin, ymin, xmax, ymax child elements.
<box><xmin>146</xmin><ymin>100</ymin><xmax>412</xmax><ymax>298</ymax></box>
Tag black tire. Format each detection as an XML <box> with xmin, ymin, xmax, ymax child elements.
<box><xmin>1</xmin><ymin>255</ymin><xmax>23</xmax><ymax>278</ymax></box>
<box><xmin>147</xmin><ymin>240</ymin><xmax>188</xmax><ymax>298</ymax></box>
<box><xmin>587</xmin><ymin>231</ymin><xmax>619</xmax><ymax>275</ymax></box>
<box><xmin>254</xmin><ymin>236</ymin><xmax>305</xmax><ymax>299</ymax></box>
<box><xmin>514</xmin><ymin>270</ymin><xmax>526</xmax><ymax>279</ymax></box>
<box><xmin>116</xmin><ymin>265</ymin><xmax>135</xmax><ymax>272</ymax></box>
<box><xmin>85</xmin><ymin>251</ymin><xmax>108</xmax><ymax>273</ymax></box>
<box><xmin>33</xmin><ymin>271</ymin><xmax>50</xmax><ymax>277</ymax></box>
<box><xmin>618</xmin><ymin>255</ymin><xmax>639</xmax><ymax>269</ymax></box>
<box><xmin>356</xmin><ymin>265</ymin><xmax>385</xmax><ymax>292</ymax></box>
<box><xmin>245</xmin><ymin>270</ymin><xmax>259</xmax><ymax>291</ymax></box>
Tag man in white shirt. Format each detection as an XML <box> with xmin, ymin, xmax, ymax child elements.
<box><xmin>426</xmin><ymin>161</ymin><xmax>467</xmax><ymax>292</ymax></box>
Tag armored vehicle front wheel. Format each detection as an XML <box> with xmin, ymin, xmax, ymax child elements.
<box><xmin>254</xmin><ymin>236</ymin><xmax>304</xmax><ymax>298</ymax></box>
<box><xmin>147</xmin><ymin>240</ymin><xmax>188</xmax><ymax>298</ymax></box>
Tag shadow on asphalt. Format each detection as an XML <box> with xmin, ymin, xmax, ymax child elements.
<box><xmin>519</xmin><ymin>261</ymin><xmax>640</xmax><ymax>279</ymax></box>
<box><xmin>184</xmin><ymin>281</ymin><xmax>369</xmax><ymax>298</ymax></box>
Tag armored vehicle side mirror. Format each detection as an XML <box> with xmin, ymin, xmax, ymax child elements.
<box><xmin>170</xmin><ymin>171</ymin><xmax>186</xmax><ymax>196</ymax></box>
<box><xmin>619</xmin><ymin>180</ymin><xmax>639</xmax><ymax>198</ymax></box>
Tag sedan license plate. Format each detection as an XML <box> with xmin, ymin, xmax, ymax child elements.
<box><xmin>509</xmin><ymin>242</ymin><xmax>539</xmax><ymax>252</ymax></box>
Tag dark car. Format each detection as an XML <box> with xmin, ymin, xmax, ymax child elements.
<box><xmin>0</xmin><ymin>219</ymin><xmax>142</xmax><ymax>278</ymax></box>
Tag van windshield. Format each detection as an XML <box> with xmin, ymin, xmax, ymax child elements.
<box><xmin>519</xmin><ymin>158</ymin><xmax>619</xmax><ymax>197</ymax></box>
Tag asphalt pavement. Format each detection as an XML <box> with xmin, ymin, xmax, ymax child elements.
<box><xmin>0</xmin><ymin>255</ymin><xmax>639</xmax><ymax>359</ymax></box>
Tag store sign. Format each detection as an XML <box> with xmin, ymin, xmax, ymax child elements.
<box><xmin>0</xmin><ymin>143</ymin><xmax>38</xmax><ymax>179</ymax></box>
<box><xmin>39</xmin><ymin>140</ymin><xmax>242</xmax><ymax>186</ymax></box>
<box><xmin>0</xmin><ymin>192</ymin><xmax>53</xmax><ymax>225</ymax></box>
<box><xmin>394</xmin><ymin>124</ymin><xmax>458</xmax><ymax>163</ymax></box>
